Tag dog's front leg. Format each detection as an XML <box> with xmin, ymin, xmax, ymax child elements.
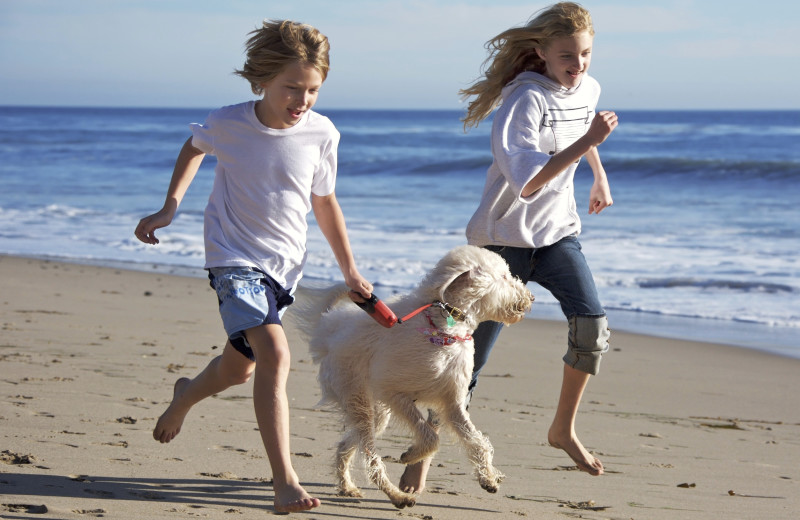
<box><xmin>445</xmin><ymin>405</ymin><xmax>504</xmax><ymax>493</ymax></box>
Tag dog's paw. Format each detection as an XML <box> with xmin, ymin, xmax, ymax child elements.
<box><xmin>478</xmin><ymin>469</ymin><xmax>505</xmax><ymax>493</ymax></box>
<box><xmin>337</xmin><ymin>487</ymin><xmax>363</xmax><ymax>498</ymax></box>
<box><xmin>399</xmin><ymin>450</ymin><xmax>419</xmax><ymax>465</ymax></box>
<box><xmin>390</xmin><ymin>493</ymin><xmax>417</xmax><ymax>509</ymax></box>
<box><xmin>479</xmin><ymin>479</ymin><xmax>499</xmax><ymax>493</ymax></box>
<box><xmin>399</xmin><ymin>446</ymin><xmax>435</xmax><ymax>466</ymax></box>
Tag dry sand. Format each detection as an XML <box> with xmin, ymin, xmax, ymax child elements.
<box><xmin>2</xmin><ymin>254</ymin><xmax>799</xmax><ymax>519</ymax></box>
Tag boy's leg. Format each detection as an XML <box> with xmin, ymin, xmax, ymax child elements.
<box><xmin>245</xmin><ymin>324</ymin><xmax>320</xmax><ymax>513</ymax></box>
<box><xmin>153</xmin><ymin>340</ymin><xmax>255</xmax><ymax>443</ymax></box>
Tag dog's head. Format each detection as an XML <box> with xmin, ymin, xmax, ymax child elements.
<box><xmin>418</xmin><ymin>245</ymin><xmax>533</xmax><ymax>329</ymax></box>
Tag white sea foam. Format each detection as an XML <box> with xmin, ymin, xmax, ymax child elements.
<box><xmin>1</xmin><ymin>106</ymin><xmax>798</xmax><ymax>357</ymax></box>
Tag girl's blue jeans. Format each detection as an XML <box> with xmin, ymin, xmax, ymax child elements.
<box><xmin>470</xmin><ymin>235</ymin><xmax>609</xmax><ymax>394</ymax></box>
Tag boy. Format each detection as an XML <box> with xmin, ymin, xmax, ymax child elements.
<box><xmin>135</xmin><ymin>19</ymin><xmax>372</xmax><ymax>513</ymax></box>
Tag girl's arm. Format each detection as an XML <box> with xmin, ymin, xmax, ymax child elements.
<box><xmin>521</xmin><ymin>110</ymin><xmax>618</xmax><ymax>197</ymax></box>
<box><xmin>135</xmin><ymin>137</ymin><xmax>205</xmax><ymax>244</ymax></box>
<box><xmin>585</xmin><ymin>147</ymin><xmax>613</xmax><ymax>214</ymax></box>
<box><xmin>311</xmin><ymin>192</ymin><xmax>373</xmax><ymax>297</ymax></box>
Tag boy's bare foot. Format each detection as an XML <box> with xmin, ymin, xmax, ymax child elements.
<box><xmin>399</xmin><ymin>458</ymin><xmax>431</xmax><ymax>494</ymax></box>
<box><xmin>153</xmin><ymin>377</ymin><xmax>191</xmax><ymax>443</ymax></box>
<box><xmin>273</xmin><ymin>483</ymin><xmax>321</xmax><ymax>513</ymax></box>
<box><xmin>547</xmin><ymin>428</ymin><xmax>603</xmax><ymax>476</ymax></box>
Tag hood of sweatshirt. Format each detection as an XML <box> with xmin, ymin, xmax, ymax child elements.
<box><xmin>500</xmin><ymin>71</ymin><xmax>581</xmax><ymax>101</ymax></box>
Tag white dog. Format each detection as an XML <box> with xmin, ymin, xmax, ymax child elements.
<box><xmin>298</xmin><ymin>245</ymin><xmax>533</xmax><ymax>509</ymax></box>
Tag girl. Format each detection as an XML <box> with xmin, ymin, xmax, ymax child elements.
<box><xmin>402</xmin><ymin>2</ymin><xmax>617</xmax><ymax>493</ymax></box>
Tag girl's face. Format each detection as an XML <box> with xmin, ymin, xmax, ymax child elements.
<box><xmin>536</xmin><ymin>30</ymin><xmax>594</xmax><ymax>89</ymax></box>
<box><xmin>256</xmin><ymin>61</ymin><xmax>323</xmax><ymax>129</ymax></box>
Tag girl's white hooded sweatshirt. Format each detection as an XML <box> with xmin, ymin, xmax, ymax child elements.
<box><xmin>466</xmin><ymin>71</ymin><xmax>601</xmax><ymax>248</ymax></box>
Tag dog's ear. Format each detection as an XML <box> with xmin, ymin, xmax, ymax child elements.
<box><xmin>440</xmin><ymin>265</ymin><xmax>482</xmax><ymax>302</ymax></box>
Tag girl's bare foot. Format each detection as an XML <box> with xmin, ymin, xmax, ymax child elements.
<box><xmin>399</xmin><ymin>458</ymin><xmax>431</xmax><ymax>494</ymax></box>
<box><xmin>273</xmin><ymin>483</ymin><xmax>321</xmax><ymax>513</ymax></box>
<box><xmin>153</xmin><ymin>377</ymin><xmax>191</xmax><ymax>443</ymax></box>
<box><xmin>547</xmin><ymin>428</ymin><xmax>603</xmax><ymax>476</ymax></box>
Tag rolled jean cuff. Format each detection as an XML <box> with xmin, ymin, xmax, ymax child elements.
<box><xmin>563</xmin><ymin>314</ymin><xmax>610</xmax><ymax>375</ymax></box>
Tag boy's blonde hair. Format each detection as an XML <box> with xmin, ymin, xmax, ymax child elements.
<box><xmin>460</xmin><ymin>2</ymin><xmax>594</xmax><ymax>128</ymax></box>
<box><xmin>235</xmin><ymin>19</ymin><xmax>330</xmax><ymax>96</ymax></box>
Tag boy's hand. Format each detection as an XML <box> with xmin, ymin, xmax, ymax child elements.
<box><xmin>135</xmin><ymin>208</ymin><xmax>174</xmax><ymax>245</ymax></box>
<box><xmin>345</xmin><ymin>272</ymin><xmax>373</xmax><ymax>300</ymax></box>
<box><xmin>348</xmin><ymin>290</ymin><xmax>368</xmax><ymax>303</ymax></box>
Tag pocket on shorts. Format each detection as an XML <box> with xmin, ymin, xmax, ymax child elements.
<box><xmin>208</xmin><ymin>267</ymin><xmax>271</xmax><ymax>337</ymax></box>
<box><xmin>209</xmin><ymin>268</ymin><xmax>261</xmax><ymax>302</ymax></box>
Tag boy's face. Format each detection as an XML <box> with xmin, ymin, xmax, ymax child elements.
<box><xmin>536</xmin><ymin>30</ymin><xmax>594</xmax><ymax>89</ymax></box>
<box><xmin>256</xmin><ymin>61</ymin><xmax>323</xmax><ymax>129</ymax></box>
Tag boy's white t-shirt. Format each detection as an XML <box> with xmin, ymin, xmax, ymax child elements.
<box><xmin>190</xmin><ymin>101</ymin><xmax>338</xmax><ymax>290</ymax></box>
<box><xmin>466</xmin><ymin>71</ymin><xmax>601</xmax><ymax>249</ymax></box>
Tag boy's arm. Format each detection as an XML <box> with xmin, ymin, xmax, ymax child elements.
<box><xmin>135</xmin><ymin>137</ymin><xmax>205</xmax><ymax>244</ymax></box>
<box><xmin>585</xmin><ymin>147</ymin><xmax>613</xmax><ymax>214</ymax></box>
<box><xmin>311</xmin><ymin>192</ymin><xmax>373</xmax><ymax>297</ymax></box>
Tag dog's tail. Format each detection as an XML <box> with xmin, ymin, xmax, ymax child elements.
<box><xmin>287</xmin><ymin>283</ymin><xmax>352</xmax><ymax>359</ymax></box>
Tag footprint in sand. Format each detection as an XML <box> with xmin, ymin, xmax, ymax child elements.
<box><xmin>102</xmin><ymin>440</ymin><xmax>129</xmax><ymax>448</ymax></box>
<box><xmin>72</xmin><ymin>509</ymin><xmax>106</xmax><ymax>517</ymax></box>
<box><xmin>1</xmin><ymin>450</ymin><xmax>35</xmax><ymax>465</ymax></box>
<box><xmin>212</xmin><ymin>445</ymin><xmax>249</xmax><ymax>454</ymax></box>
<box><xmin>2</xmin><ymin>504</ymin><xmax>48</xmax><ymax>514</ymax></box>
<box><xmin>200</xmin><ymin>471</ymin><xmax>239</xmax><ymax>480</ymax></box>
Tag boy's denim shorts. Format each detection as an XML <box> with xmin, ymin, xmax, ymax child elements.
<box><xmin>207</xmin><ymin>266</ymin><xmax>295</xmax><ymax>361</ymax></box>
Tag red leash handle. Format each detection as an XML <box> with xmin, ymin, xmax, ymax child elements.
<box><xmin>353</xmin><ymin>294</ymin><xmax>399</xmax><ymax>328</ymax></box>
<box><xmin>352</xmin><ymin>292</ymin><xmax>440</xmax><ymax>328</ymax></box>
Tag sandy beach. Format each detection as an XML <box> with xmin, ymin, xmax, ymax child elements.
<box><xmin>2</xmin><ymin>254</ymin><xmax>799</xmax><ymax>519</ymax></box>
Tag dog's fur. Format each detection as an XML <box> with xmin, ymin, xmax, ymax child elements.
<box><xmin>296</xmin><ymin>245</ymin><xmax>533</xmax><ymax>509</ymax></box>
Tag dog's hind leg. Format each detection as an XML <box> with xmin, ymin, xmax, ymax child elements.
<box><xmin>346</xmin><ymin>393</ymin><xmax>417</xmax><ymax>508</ymax></box>
<box><xmin>385</xmin><ymin>396</ymin><xmax>440</xmax><ymax>466</ymax></box>
<box><xmin>444</xmin><ymin>405</ymin><xmax>504</xmax><ymax>493</ymax></box>
<box><xmin>362</xmin><ymin>442</ymin><xmax>417</xmax><ymax>509</ymax></box>
<box><xmin>335</xmin><ymin>428</ymin><xmax>362</xmax><ymax>497</ymax></box>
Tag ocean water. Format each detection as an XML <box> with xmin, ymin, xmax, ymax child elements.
<box><xmin>1</xmin><ymin>106</ymin><xmax>798</xmax><ymax>357</ymax></box>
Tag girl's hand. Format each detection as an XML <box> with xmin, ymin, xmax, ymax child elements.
<box><xmin>589</xmin><ymin>176</ymin><xmax>613</xmax><ymax>214</ymax></box>
<box><xmin>586</xmin><ymin>110</ymin><xmax>618</xmax><ymax>146</ymax></box>
<box><xmin>134</xmin><ymin>207</ymin><xmax>175</xmax><ymax>245</ymax></box>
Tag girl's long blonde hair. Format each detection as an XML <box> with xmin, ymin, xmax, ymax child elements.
<box><xmin>460</xmin><ymin>2</ymin><xmax>594</xmax><ymax>129</ymax></box>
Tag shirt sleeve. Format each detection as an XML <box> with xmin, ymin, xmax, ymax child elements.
<box><xmin>310</xmin><ymin>124</ymin><xmax>339</xmax><ymax>197</ymax></box>
<box><xmin>492</xmin><ymin>91</ymin><xmax>552</xmax><ymax>199</ymax></box>
<box><xmin>189</xmin><ymin>110</ymin><xmax>217</xmax><ymax>155</ymax></box>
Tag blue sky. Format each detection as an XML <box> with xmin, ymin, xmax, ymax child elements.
<box><xmin>2</xmin><ymin>0</ymin><xmax>798</xmax><ymax>110</ymax></box>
